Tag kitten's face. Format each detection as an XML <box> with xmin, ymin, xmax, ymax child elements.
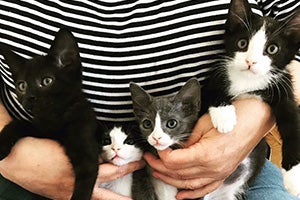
<box><xmin>1</xmin><ymin>29</ymin><xmax>81</xmax><ymax>116</ymax></box>
<box><xmin>224</xmin><ymin>0</ymin><xmax>300</xmax><ymax>92</ymax></box>
<box><xmin>100</xmin><ymin>124</ymin><xmax>144</xmax><ymax>166</ymax></box>
<box><xmin>130</xmin><ymin>78</ymin><xmax>201</xmax><ymax>150</ymax></box>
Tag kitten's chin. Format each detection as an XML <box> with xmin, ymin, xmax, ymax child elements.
<box><xmin>153</xmin><ymin>144</ymin><xmax>170</xmax><ymax>151</ymax></box>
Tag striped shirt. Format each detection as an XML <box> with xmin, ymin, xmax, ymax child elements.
<box><xmin>0</xmin><ymin>0</ymin><xmax>299</xmax><ymax>122</ymax></box>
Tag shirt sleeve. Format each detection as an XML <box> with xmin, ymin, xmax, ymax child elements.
<box><xmin>256</xmin><ymin>0</ymin><xmax>300</xmax><ymax>62</ymax></box>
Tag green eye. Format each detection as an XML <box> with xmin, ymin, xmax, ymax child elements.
<box><xmin>266</xmin><ymin>44</ymin><xmax>279</xmax><ymax>55</ymax></box>
<box><xmin>17</xmin><ymin>81</ymin><xmax>27</xmax><ymax>92</ymax></box>
<box><xmin>102</xmin><ymin>138</ymin><xmax>111</xmax><ymax>146</ymax></box>
<box><xmin>237</xmin><ymin>39</ymin><xmax>248</xmax><ymax>49</ymax></box>
<box><xmin>41</xmin><ymin>77</ymin><xmax>53</xmax><ymax>87</ymax></box>
<box><xmin>125</xmin><ymin>138</ymin><xmax>135</xmax><ymax>145</ymax></box>
<box><xmin>166</xmin><ymin>119</ymin><xmax>178</xmax><ymax>129</ymax></box>
<box><xmin>142</xmin><ymin>119</ymin><xmax>152</xmax><ymax>129</ymax></box>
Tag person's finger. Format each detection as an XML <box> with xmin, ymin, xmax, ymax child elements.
<box><xmin>152</xmin><ymin>171</ymin><xmax>216</xmax><ymax>190</ymax></box>
<box><xmin>155</xmin><ymin>144</ymin><xmax>203</xmax><ymax>169</ymax></box>
<box><xmin>176</xmin><ymin>180</ymin><xmax>223</xmax><ymax>200</ymax></box>
<box><xmin>97</xmin><ymin>160</ymin><xmax>145</xmax><ymax>183</ymax></box>
<box><xmin>92</xmin><ymin>187</ymin><xmax>132</xmax><ymax>200</ymax></box>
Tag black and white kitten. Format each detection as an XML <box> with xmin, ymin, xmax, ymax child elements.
<box><xmin>98</xmin><ymin>122</ymin><xmax>158</xmax><ymax>200</ymax></box>
<box><xmin>0</xmin><ymin>29</ymin><xmax>99</xmax><ymax>200</ymax></box>
<box><xmin>130</xmin><ymin>78</ymin><xmax>266</xmax><ymax>200</ymax></box>
<box><xmin>206</xmin><ymin>0</ymin><xmax>300</xmax><ymax>196</ymax></box>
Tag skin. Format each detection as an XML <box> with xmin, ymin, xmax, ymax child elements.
<box><xmin>0</xmin><ymin>103</ymin><xmax>145</xmax><ymax>200</ymax></box>
<box><xmin>0</xmin><ymin>61</ymin><xmax>299</xmax><ymax>200</ymax></box>
<box><xmin>144</xmin><ymin>60</ymin><xmax>300</xmax><ymax>200</ymax></box>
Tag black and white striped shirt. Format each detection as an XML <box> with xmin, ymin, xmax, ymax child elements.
<box><xmin>0</xmin><ymin>0</ymin><xmax>299</xmax><ymax>122</ymax></box>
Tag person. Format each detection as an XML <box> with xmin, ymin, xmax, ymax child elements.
<box><xmin>0</xmin><ymin>0</ymin><xmax>299</xmax><ymax>200</ymax></box>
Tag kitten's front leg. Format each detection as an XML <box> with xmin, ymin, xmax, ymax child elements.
<box><xmin>209</xmin><ymin>103</ymin><xmax>237</xmax><ymax>133</ymax></box>
<box><xmin>274</xmin><ymin>100</ymin><xmax>300</xmax><ymax>197</ymax></box>
<box><xmin>62</xmin><ymin>124</ymin><xmax>99</xmax><ymax>200</ymax></box>
<box><xmin>0</xmin><ymin>120</ymin><xmax>29</xmax><ymax>160</ymax></box>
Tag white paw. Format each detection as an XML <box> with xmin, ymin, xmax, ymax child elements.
<box><xmin>209</xmin><ymin>105</ymin><xmax>237</xmax><ymax>133</ymax></box>
<box><xmin>282</xmin><ymin>164</ymin><xmax>300</xmax><ymax>197</ymax></box>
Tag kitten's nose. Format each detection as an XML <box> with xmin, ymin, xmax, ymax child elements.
<box><xmin>112</xmin><ymin>147</ymin><xmax>121</xmax><ymax>152</ymax></box>
<box><xmin>245</xmin><ymin>59</ymin><xmax>257</xmax><ymax>68</ymax></box>
<box><xmin>152</xmin><ymin>136</ymin><xmax>162</xmax><ymax>143</ymax></box>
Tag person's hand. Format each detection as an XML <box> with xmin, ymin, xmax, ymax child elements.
<box><xmin>144</xmin><ymin>114</ymin><xmax>238</xmax><ymax>199</ymax></box>
<box><xmin>144</xmin><ymin>98</ymin><xmax>274</xmax><ymax>200</ymax></box>
<box><xmin>0</xmin><ymin>137</ymin><xmax>145</xmax><ymax>200</ymax></box>
<box><xmin>92</xmin><ymin>161</ymin><xmax>145</xmax><ymax>200</ymax></box>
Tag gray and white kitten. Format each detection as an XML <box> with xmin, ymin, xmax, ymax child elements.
<box><xmin>130</xmin><ymin>78</ymin><xmax>266</xmax><ymax>200</ymax></box>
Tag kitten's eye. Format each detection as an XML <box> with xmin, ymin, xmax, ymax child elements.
<box><xmin>237</xmin><ymin>39</ymin><xmax>248</xmax><ymax>49</ymax></box>
<box><xmin>102</xmin><ymin>138</ymin><xmax>111</xmax><ymax>146</ymax></box>
<box><xmin>125</xmin><ymin>138</ymin><xmax>135</xmax><ymax>145</ymax></box>
<box><xmin>142</xmin><ymin>119</ymin><xmax>152</xmax><ymax>129</ymax></box>
<box><xmin>266</xmin><ymin>44</ymin><xmax>279</xmax><ymax>55</ymax></box>
<box><xmin>41</xmin><ymin>77</ymin><xmax>53</xmax><ymax>87</ymax></box>
<box><xmin>17</xmin><ymin>81</ymin><xmax>27</xmax><ymax>92</ymax></box>
<box><xmin>166</xmin><ymin>119</ymin><xmax>178</xmax><ymax>129</ymax></box>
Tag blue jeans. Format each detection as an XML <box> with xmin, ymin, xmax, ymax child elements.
<box><xmin>0</xmin><ymin>160</ymin><xmax>298</xmax><ymax>199</ymax></box>
<box><xmin>248</xmin><ymin>160</ymin><xmax>300</xmax><ymax>200</ymax></box>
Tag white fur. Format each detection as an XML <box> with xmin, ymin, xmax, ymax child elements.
<box><xmin>100</xmin><ymin>173</ymin><xmax>133</xmax><ymax>197</ymax></box>
<box><xmin>148</xmin><ymin>113</ymin><xmax>174</xmax><ymax>150</ymax></box>
<box><xmin>151</xmin><ymin>176</ymin><xmax>177</xmax><ymax>200</ymax></box>
<box><xmin>100</xmin><ymin>127</ymin><xmax>143</xmax><ymax>197</ymax></box>
<box><xmin>204</xmin><ymin>158</ymin><xmax>252</xmax><ymax>200</ymax></box>
<box><xmin>227</xmin><ymin>24</ymin><xmax>273</xmax><ymax>97</ymax></box>
<box><xmin>209</xmin><ymin>105</ymin><xmax>237</xmax><ymax>133</ymax></box>
<box><xmin>282</xmin><ymin>163</ymin><xmax>300</xmax><ymax>197</ymax></box>
<box><xmin>101</xmin><ymin>127</ymin><xmax>143</xmax><ymax>166</ymax></box>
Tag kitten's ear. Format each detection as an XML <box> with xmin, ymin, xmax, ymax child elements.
<box><xmin>285</xmin><ymin>10</ymin><xmax>300</xmax><ymax>44</ymax></box>
<box><xmin>175</xmin><ymin>78</ymin><xmax>201</xmax><ymax>111</ymax></box>
<box><xmin>48</xmin><ymin>28</ymin><xmax>80</xmax><ymax>68</ymax></box>
<box><xmin>130</xmin><ymin>82</ymin><xmax>153</xmax><ymax>109</ymax></box>
<box><xmin>0</xmin><ymin>44</ymin><xmax>27</xmax><ymax>75</ymax></box>
<box><xmin>226</xmin><ymin>0</ymin><xmax>252</xmax><ymax>29</ymax></box>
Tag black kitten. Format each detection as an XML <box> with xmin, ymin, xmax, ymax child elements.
<box><xmin>0</xmin><ymin>29</ymin><xmax>99</xmax><ymax>200</ymax></box>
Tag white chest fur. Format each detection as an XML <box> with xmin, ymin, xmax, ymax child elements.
<box><xmin>100</xmin><ymin>173</ymin><xmax>133</xmax><ymax>197</ymax></box>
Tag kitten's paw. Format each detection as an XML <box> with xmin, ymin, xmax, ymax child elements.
<box><xmin>209</xmin><ymin>105</ymin><xmax>236</xmax><ymax>133</ymax></box>
<box><xmin>282</xmin><ymin>163</ymin><xmax>300</xmax><ymax>197</ymax></box>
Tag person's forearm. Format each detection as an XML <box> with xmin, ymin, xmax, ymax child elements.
<box><xmin>288</xmin><ymin>60</ymin><xmax>300</xmax><ymax>104</ymax></box>
<box><xmin>228</xmin><ymin>98</ymin><xmax>275</xmax><ymax>161</ymax></box>
<box><xmin>0</xmin><ymin>101</ymin><xmax>11</xmax><ymax>131</ymax></box>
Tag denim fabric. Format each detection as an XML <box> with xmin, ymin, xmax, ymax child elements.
<box><xmin>248</xmin><ymin>160</ymin><xmax>300</xmax><ymax>200</ymax></box>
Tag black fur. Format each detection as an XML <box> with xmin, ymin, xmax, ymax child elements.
<box><xmin>205</xmin><ymin>0</ymin><xmax>300</xmax><ymax>170</ymax></box>
<box><xmin>0</xmin><ymin>29</ymin><xmax>99</xmax><ymax>200</ymax></box>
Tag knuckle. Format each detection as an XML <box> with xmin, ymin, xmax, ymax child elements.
<box><xmin>183</xmin><ymin>179</ymin><xmax>197</xmax><ymax>190</ymax></box>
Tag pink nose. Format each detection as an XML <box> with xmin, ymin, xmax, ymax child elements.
<box><xmin>112</xmin><ymin>147</ymin><xmax>120</xmax><ymax>152</ymax></box>
<box><xmin>246</xmin><ymin>59</ymin><xmax>257</xmax><ymax>69</ymax></box>
<box><xmin>152</xmin><ymin>136</ymin><xmax>162</xmax><ymax>144</ymax></box>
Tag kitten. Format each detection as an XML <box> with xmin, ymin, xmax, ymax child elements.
<box><xmin>130</xmin><ymin>78</ymin><xmax>201</xmax><ymax>200</ymax></box>
<box><xmin>206</xmin><ymin>0</ymin><xmax>300</xmax><ymax>196</ymax></box>
<box><xmin>98</xmin><ymin>122</ymin><xmax>158</xmax><ymax>200</ymax></box>
<box><xmin>0</xmin><ymin>29</ymin><xmax>99</xmax><ymax>200</ymax></box>
<box><xmin>130</xmin><ymin>78</ymin><xmax>266</xmax><ymax>200</ymax></box>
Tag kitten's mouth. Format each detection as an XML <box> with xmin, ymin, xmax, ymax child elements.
<box><xmin>111</xmin><ymin>154</ymin><xmax>121</xmax><ymax>160</ymax></box>
<box><xmin>242</xmin><ymin>68</ymin><xmax>257</xmax><ymax>75</ymax></box>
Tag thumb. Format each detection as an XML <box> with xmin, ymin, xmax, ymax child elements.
<box><xmin>185</xmin><ymin>114</ymin><xmax>214</xmax><ymax>147</ymax></box>
<box><xmin>92</xmin><ymin>187</ymin><xmax>132</xmax><ymax>200</ymax></box>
